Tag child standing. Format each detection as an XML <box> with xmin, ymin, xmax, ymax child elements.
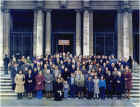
<box><xmin>63</xmin><ymin>81</ymin><xmax>69</xmax><ymax>98</ymax></box>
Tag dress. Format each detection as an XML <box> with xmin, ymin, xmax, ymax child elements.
<box><xmin>35</xmin><ymin>74</ymin><xmax>45</xmax><ymax>91</ymax></box>
<box><xmin>124</xmin><ymin>71</ymin><xmax>132</xmax><ymax>90</ymax></box>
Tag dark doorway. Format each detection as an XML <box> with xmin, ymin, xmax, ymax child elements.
<box><xmin>51</xmin><ymin>10</ymin><xmax>76</xmax><ymax>55</ymax></box>
<box><xmin>52</xmin><ymin>33</ymin><xmax>74</xmax><ymax>54</ymax></box>
<box><xmin>10</xmin><ymin>10</ymin><xmax>33</xmax><ymax>57</ymax></box>
<box><xmin>93</xmin><ymin>11</ymin><xmax>117</xmax><ymax>56</ymax></box>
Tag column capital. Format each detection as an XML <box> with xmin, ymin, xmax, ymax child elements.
<box><xmin>117</xmin><ymin>7</ymin><xmax>133</xmax><ymax>14</ymax></box>
<box><xmin>83</xmin><ymin>8</ymin><xmax>93</xmax><ymax>13</ymax></box>
<box><xmin>2</xmin><ymin>8</ymin><xmax>10</xmax><ymax>13</ymax></box>
<box><xmin>118</xmin><ymin>1</ymin><xmax>133</xmax><ymax>13</ymax></box>
<box><xmin>33</xmin><ymin>6</ymin><xmax>44</xmax><ymax>12</ymax></box>
<box><xmin>75</xmin><ymin>9</ymin><xmax>83</xmax><ymax>13</ymax></box>
<box><xmin>44</xmin><ymin>9</ymin><xmax>52</xmax><ymax>13</ymax></box>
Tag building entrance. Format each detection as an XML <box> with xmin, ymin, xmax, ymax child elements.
<box><xmin>52</xmin><ymin>33</ymin><xmax>75</xmax><ymax>54</ymax></box>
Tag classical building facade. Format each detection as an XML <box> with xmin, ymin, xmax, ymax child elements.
<box><xmin>0</xmin><ymin>0</ymin><xmax>139</xmax><ymax>65</ymax></box>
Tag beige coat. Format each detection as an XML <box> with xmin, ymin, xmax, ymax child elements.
<box><xmin>15</xmin><ymin>74</ymin><xmax>25</xmax><ymax>93</ymax></box>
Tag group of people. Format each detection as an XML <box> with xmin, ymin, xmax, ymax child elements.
<box><xmin>4</xmin><ymin>52</ymin><xmax>133</xmax><ymax>100</ymax></box>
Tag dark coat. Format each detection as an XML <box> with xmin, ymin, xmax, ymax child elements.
<box><xmin>85</xmin><ymin>80</ymin><xmax>94</xmax><ymax>92</ymax></box>
<box><xmin>116</xmin><ymin>76</ymin><xmax>123</xmax><ymax>93</ymax></box>
<box><xmin>10</xmin><ymin>66</ymin><xmax>19</xmax><ymax>84</ymax></box>
<box><xmin>54</xmin><ymin>82</ymin><xmax>63</xmax><ymax>100</ymax></box>
<box><xmin>25</xmin><ymin>73</ymin><xmax>34</xmax><ymax>92</ymax></box>
<box><xmin>61</xmin><ymin>71</ymin><xmax>70</xmax><ymax>81</ymax></box>
<box><xmin>105</xmin><ymin>74</ymin><xmax>113</xmax><ymax>91</ymax></box>
<box><xmin>3</xmin><ymin>56</ymin><xmax>10</xmax><ymax>67</ymax></box>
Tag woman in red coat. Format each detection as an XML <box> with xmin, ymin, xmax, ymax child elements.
<box><xmin>35</xmin><ymin>71</ymin><xmax>45</xmax><ymax>99</ymax></box>
<box><xmin>124</xmin><ymin>66</ymin><xmax>132</xmax><ymax>99</ymax></box>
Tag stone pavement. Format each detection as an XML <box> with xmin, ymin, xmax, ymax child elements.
<box><xmin>0</xmin><ymin>97</ymin><xmax>140</xmax><ymax>107</ymax></box>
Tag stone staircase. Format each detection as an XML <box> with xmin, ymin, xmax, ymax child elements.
<box><xmin>0</xmin><ymin>64</ymin><xmax>140</xmax><ymax>99</ymax></box>
<box><xmin>130</xmin><ymin>63</ymin><xmax>140</xmax><ymax>98</ymax></box>
<box><xmin>0</xmin><ymin>68</ymin><xmax>16</xmax><ymax>98</ymax></box>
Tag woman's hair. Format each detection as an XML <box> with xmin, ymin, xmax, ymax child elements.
<box><xmin>18</xmin><ymin>69</ymin><xmax>23</xmax><ymax>74</ymax></box>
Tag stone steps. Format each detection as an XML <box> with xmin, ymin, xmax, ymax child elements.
<box><xmin>0</xmin><ymin>72</ymin><xmax>15</xmax><ymax>97</ymax></box>
<box><xmin>0</xmin><ymin>85</ymin><xmax>12</xmax><ymax>89</ymax></box>
<box><xmin>0</xmin><ymin>88</ymin><xmax>14</xmax><ymax>92</ymax></box>
<box><xmin>130</xmin><ymin>65</ymin><xmax>140</xmax><ymax>99</ymax></box>
<box><xmin>0</xmin><ymin>92</ymin><xmax>17</xmax><ymax>96</ymax></box>
<box><xmin>0</xmin><ymin>82</ymin><xmax>12</xmax><ymax>86</ymax></box>
<box><xmin>0</xmin><ymin>79</ymin><xmax>12</xmax><ymax>82</ymax></box>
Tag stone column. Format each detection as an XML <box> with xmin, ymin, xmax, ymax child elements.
<box><xmin>117</xmin><ymin>8</ymin><xmax>133</xmax><ymax>59</ymax></box>
<box><xmin>3</xmin><ymin>8</ymin><xmax>10</xmax><ymax>56</ymax></box>
<box><xmin>89</xmin><ymin>10</ymin><xmax>93</xmax><ymax>55</ymax></box>
<box><xmin>76</xmin><ymin>10</ymin><xmax>81</xmax><ymax>56</ymax></box>
<box><xmin>33</xmin><ymin>9</ymin><xmax>44</xmax><ymax>57</ymax></box>
<box><xmin>0</xmin><ymin>0</ymin><xmax>4</xmax><ymax>66</ymax></box>
<box><xmin>117</xmin><ymin>10</ymin><xmax>123</xmax><ymax>59</ymax></box>
<box><xmin>83</xmin><ymin>9</ymin><xmax>93</xmax><ymax>56</ymax></box>
<box><xmin>45</xmin><ymin>10</ymin><xmax>51</xmax><ymax>55</ymax></box>
<box><xmin>128</xmin><ymin>10</ymin><xmax>133</xmax><ymax>58</ymax></box>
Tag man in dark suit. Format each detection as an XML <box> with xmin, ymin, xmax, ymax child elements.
<box><xmin>10</xmin><ymin>63</ymin><xmax>19</xmax><ymax>90</ymax></box>
<box><xmin>3</xmin><ymin>54</ymin><xmax>10</xmax><ymax>75</ymax></box>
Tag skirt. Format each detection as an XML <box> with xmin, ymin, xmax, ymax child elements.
<box><xmin>36</xmin><ymin>90</ymin><xmax>43</xmax><ymax>99</ymax></box>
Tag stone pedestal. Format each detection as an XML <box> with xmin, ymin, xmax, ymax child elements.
<box><xmin>33</xmin><ymin>9</ymin><xmax>44</xmax><ymax>57</ymax></box>
<box><xmin>83</xmin><ymin>9</ymin><xmax>93</xmax><ymax>56</ymax></box>
<box><xmin>117</xmin><ymin>8</ymin><xmax>133</xmax><ymax>59</ymax></box>
<box><xmin>0</xmin><ymin>0</ymin><xmax>3</xmax><ymax>66</ymax></box>
<box><xmin>45</xmin><ymin>10</ymin><xmax>51</xmax><ymax>55</ymax></box>
<box><xmin>76</xmin><ymin>10</ymin><xmax>81</xmax><ymax>56</ymax></box>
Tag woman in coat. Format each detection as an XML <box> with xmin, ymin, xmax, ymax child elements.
<box><xmin>116</xmin><ymin>72</ymin><xmax>123</xmax><ymax>99</ymax></box>
<box><xmin>35</xmin><ymin>71</ymin><xmax>45</xmax><ymax>99</ymax></box>
<box><xmin>15</xmin><ymin>69</ymin><xmax>25</xmax><ymax>99</ymax></box>
<box><xmin>25</xmin><ymin>69</ymin><xmax>34</xmax><ymax>98</ymax></box>
<box><xmin>124</xmin><ymin>66</ymin><xmax>132</xmax><ymax>99</ymax></box>
<box><xmin>44</xmin><ymin>69</ymin><xmax>54</xmax><ymax>98</ymax></box>
<box><xmin>99</xmin><ymin>76</ymin><xmax>106</xmax><ymax>100</ymax></box>
<box><xmin>75</xmin><ymin>70</ymin><xmax>85</xmax><ymax>98</ymax></box>
<box><xmin>85</xmin><ymin>77</ymin><xmax>94</xmax><ymax>99</ymax></box>
<box><xmin>93</xmin><ymin>76</ymin><xmax>99</xmax><ymax>99</ymax></box>
<box><xmin>54</xmin><ymin>77</ymin><xmax>64</xmax><ymax>101</ymax></box>
<box><xmin>105</xmin><ymin>68</ymin><xmax>113</xmax><ymax>99</ymax></box>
